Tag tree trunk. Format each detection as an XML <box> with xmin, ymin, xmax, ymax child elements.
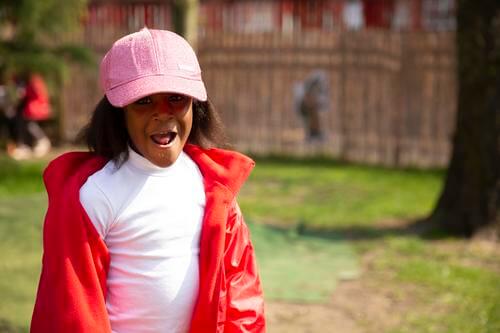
<box><xmin>172</xmin><ymin>0</ymin><xmax>199</xmax><ymax>48</ymax></box>
<box><xmin>431</xmin><ymin>0</ymin><xmax>500</xmax><ymax>237</ymax></box>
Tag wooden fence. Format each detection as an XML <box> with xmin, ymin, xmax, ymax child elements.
<box><xmin>198</xmin><ymin>30</ymin><xmax>456</xmax><ymax>167</ymax></box>
<box><xmin>61</xmin><ymin>30</ymin><xmax>456</xmax><ymax>168</ymax></box>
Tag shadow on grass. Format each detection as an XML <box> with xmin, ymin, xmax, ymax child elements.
<box><xmin>250</xmin><ymin>154</ymin><xmax>445</xmax><ymax>176</ymax></box>
<box><xmin>277</xmin><ymin>218</ymin><xmax>461</xmax><ymax>243</ymax></box>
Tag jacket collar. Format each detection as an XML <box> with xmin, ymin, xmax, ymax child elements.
<box><xmin>43</xmin><ymin>145</ymin><xmax>255</xmax><ymax>198</ymax></box>
<box><xmin>183</xmin><ymin>144</ymin><xmax>255</xmax><ymax>197</ymax></box>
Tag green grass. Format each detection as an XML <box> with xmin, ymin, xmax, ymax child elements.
<box><xmin>381</xmin><ymin>236</ymin><xmax>500</xmax><ymax>333</ymax></box>
<box><xmin>0</xmin><ymin>156</ymin><xmax>47</xmax><ymax>332</ymax></box>
<box><xmin>0</xmin><ymin>156</ymin><xmax>47</xmax><ymax>196</ymax></box>
<box><xmin>239</xmin><ymin>157</ymin><xmax>499</xmax><ymax>332</ymax></box>
<box><xmin>249</xmin><ymin>222</ymin><xmax>359</xmax><ymax>302</ymax></box>
<box><xmin>0</xmin><ymin>195</ymin><xmax>44</xmax><ymax>333</ymax></box>
<box><xmin>240</xmin><ymin>157</ymin><xmax>443</xmax><ymax>228</ymax></box>
<box><xmin>239</xmin><ymin>157</ymin><xmax>442</xmax><ymax>303</ymax></box>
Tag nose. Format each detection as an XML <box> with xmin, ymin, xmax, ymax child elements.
<box><xmin>155</xmin><ymin>99</ymin><xmax>174</xmax><ymax>117</ymax></box>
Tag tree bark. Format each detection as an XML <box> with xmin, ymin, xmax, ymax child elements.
<box><xmin>172</xmin><ymin>0</ymin><xmax>199</xmax><ymax>48</ymax></box>
<box><xmin>431</xmin><ymin>0</ymin><xmax>500</xmax><ymax>237</ymax></box>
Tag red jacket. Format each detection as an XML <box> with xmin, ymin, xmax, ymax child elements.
<box><xmin>23</xmin><ymin>74</ymin><xmax>51</xmax><ymax>121</ymax></box>
<box><xmin>31</xmin><ymin>144</ymin><xmax>266</xmax><ymax>332</ymax></box>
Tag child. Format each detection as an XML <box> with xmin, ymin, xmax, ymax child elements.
<box><xmin>31</xmin><ymin>28</ymin><xmax>265</xmax><ymax>333</ymax></box>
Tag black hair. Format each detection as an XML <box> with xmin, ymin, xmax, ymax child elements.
<box><xmin>78</xmin><ymin>96</ymin><xmax>228</xmax><ymax>165</ymax></box>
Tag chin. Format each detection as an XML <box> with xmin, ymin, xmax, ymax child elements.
<box><xmin>156</xmin><ymin>160</ymin><xmax>175</xmax><ymax>168</ymax></box>
<box><xmin>148</xmin><ymin>156</ymin><xmax>173</xmax><ymax>167</ymax></box>
<box><xmin>151</xmin><ymin>151</ymin><xmax>179</xmax><ymax>167</ymax></box>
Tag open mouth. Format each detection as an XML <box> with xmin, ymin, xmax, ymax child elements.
<box><xmin>151</xmin><ymin>131</ymin><xmax>177</xmax><ymax>146</ymax></box>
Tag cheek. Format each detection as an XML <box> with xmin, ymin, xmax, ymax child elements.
<box><xmin>186</xmin><ymin>110</ymin><xmax>193</xmax><ymax>127</ymax></box>
<box><xmin>124</xmin><ymin>111</ymin><xmax>145</xmax><ymax>143</ymax></box>
<box><xmin>184</xmin><ymin>111</ymin><xmax>193</xmax><ymax>137</ymax></box>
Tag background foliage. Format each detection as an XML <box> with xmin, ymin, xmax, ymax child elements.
<box><xmin>0</xmin><ymin>0</ymin><xmax>93</xmax><ymax>94</ymax></box>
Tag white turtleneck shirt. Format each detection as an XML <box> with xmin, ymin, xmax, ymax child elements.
<box><xmin>79</xmin><ymin>148</ymin><xmax>205</xmax><ymax>333</ymax></box>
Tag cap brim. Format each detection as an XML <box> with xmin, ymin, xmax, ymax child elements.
<box><xmin>106</xmin><ymin>74</ymin><xmax>207</xmax><ymax>107</ymax></box>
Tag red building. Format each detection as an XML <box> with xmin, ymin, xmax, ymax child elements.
<box><xmin>364</xmin><ymin>0</ymin><xmax>395</xmax><ymax>28</ymax></box>
<box><xmin>199</xmin><ymin>0</ymin><xmax>345</xmax><ymax>33</ymax></box>
<box><xmin>82</xmin><ymin>0</ymin><xmax>455</xmax><ymax>36</ymax></box>
<box><xmin>199</xmin><ymin>0</ymin><xmax>455</xmax><ymax>33</ymax></box>
<box><xmin>84</xmin><ymin>1</ymin><xmax>173</xmax><ymax>35</ymax></box>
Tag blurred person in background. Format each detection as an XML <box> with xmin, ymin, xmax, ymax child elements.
<box><xmin>8</xmin><ymin>73</ymin><xmax>52</xmax><ymax>160</ymax></box>
<box><xmin>294</xmin><ymin>70</ymin><xmax>329</xmax><ymax>142</ymax></box>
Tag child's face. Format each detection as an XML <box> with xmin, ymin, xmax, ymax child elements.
<box><xmin>124</xmin><ymin>92</ymin><xmax>193</xmax><ymax>167</ymax></box>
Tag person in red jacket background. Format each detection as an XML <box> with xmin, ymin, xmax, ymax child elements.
<box><xmin>31</xmin><ymin>28</ymin><xmax>266</xmax><ymax>333</ymax></box>
<box><xmin>8</xmin><ymin>73</ymin><xmax>52</xmax><ymax>160</ymax></box>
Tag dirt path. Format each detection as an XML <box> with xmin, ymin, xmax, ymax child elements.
<box><xmin>265</xmin><ymin>250</ymin><xmax>418</xmax><ymax>333</ymax></box>
<box><xmin>266</xmin><ymin>236</ymin><xmax>500</xmax><ymax>333</ymax></box>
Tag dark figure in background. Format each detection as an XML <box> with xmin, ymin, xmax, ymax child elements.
<box><xmin>0</xmin><ymin>78</ymin><xmax>18</xmax><ymax>150</ymax></box>
<box><xmin>294</xmin><ymin>70</ymin><xmax>329</xmax><ymax>142</ymax></box>
<box><xmin>9</xmin><ymin>73</ymin><xmax>52</xmax><ymax>159</ymax></box>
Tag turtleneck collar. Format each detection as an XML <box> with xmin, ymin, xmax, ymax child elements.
<box><xmin>125</xmin><ymin>146</ymin><xmax>186</xmax><ymax>176</ymax></box>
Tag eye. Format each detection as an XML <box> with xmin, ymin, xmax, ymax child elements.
<box><xmin>134</xmin><ymin>96</ymin><xmax>152</xmax><ymax>105</ymax></box>
<box><xmin>168</xmin><ymin>94</ymin><xmax>187</xmax><ymax>103</ymax></box>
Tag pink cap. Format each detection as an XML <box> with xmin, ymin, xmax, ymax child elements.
<box><xmin>100</xmin><ymin>28</ymin><xmax>207</xmax><ymax>107</ymax></box>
